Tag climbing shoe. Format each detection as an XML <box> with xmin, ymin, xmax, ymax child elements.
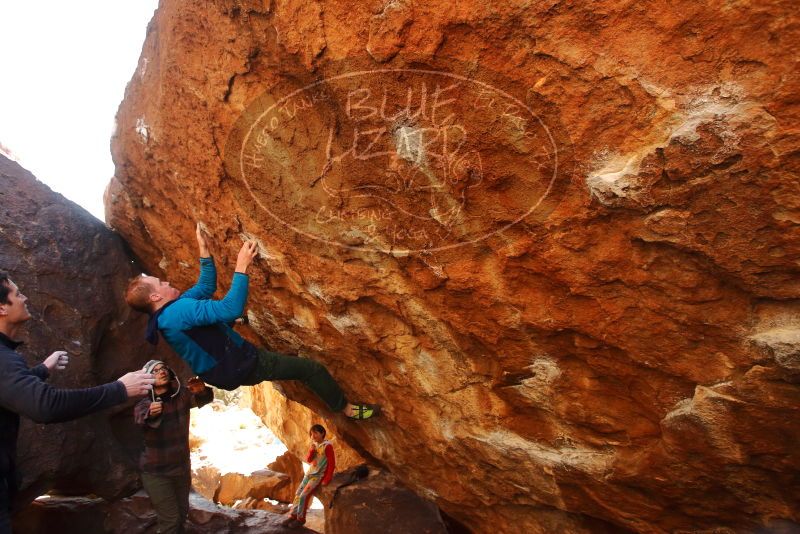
<box><xmin>346</xmin><ymin>403</ymin><xmax>380</xmax><ymax>420</ymax></box>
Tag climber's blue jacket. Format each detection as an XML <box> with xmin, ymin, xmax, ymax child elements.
<box><xmin>146</xmin><ymin>257</ymin><xmax>259</xmax><ymax>390</ymax></box>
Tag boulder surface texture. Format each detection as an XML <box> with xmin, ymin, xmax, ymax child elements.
<box><xmin>107</xmin><ymin>1</ymin><xmax>800</xmax><ymax>532</ymax></box>
<box><xmin>317</xmin><ymin>466</ymin><xmax>449</xmax><ymax>534</ymax></box>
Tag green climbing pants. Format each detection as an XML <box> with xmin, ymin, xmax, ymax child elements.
<box><xmin>244</xmin><ymin>349</ymin><xmax>348</xmax><ymax>412</ymax></box>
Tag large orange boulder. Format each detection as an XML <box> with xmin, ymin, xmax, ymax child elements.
<box><xmin>108</xmin><ymin>1</ymin><xmax>800</xmax><ymax>532</ymax></box>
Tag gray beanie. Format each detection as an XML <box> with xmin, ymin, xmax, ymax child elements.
<box><xmin>142</xmin><ymin>359</ymin><xmax>181</xmax><ymax>401</ymax></box>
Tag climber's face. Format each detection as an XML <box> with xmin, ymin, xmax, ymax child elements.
<box><xmin>310</xmin><ymin>429</ymin><xmax>325</xmax><ymax>443</ymax></box>
<box><xmin>142</xmin><ymin>276</ymin><xmax>181</xmax><ymax>305</ymax></box>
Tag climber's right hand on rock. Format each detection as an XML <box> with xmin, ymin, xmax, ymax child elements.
<box><xmin>235</xmin><ymin>240</ymin><xmax>258</xmax><ymax>274</ymax></box>
<box><xmin>117</xmin><ymin>371</ymin><xmax>155</xmax><ymax>398</ymax></box>
<box><xmin>196</xmin><ymin>222</ymin><xmax>210</xmax><ymax>257</ymax></box>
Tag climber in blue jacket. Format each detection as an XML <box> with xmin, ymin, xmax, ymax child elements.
<box><xmin>125</xmin><ymin>224</ymin><xmax>376</xmax><ymax>420</ymax></box>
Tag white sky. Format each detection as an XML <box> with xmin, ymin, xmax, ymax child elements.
<box><xmin>0</xmin><ymin>1</ymin><xmax>159</xmax><ymax>220</ymax></box>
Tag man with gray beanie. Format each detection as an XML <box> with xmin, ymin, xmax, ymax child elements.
<box><xmin>134</xmin><ymin>359</ymin><xmax>212</xmax><ymax>534</ymax></box>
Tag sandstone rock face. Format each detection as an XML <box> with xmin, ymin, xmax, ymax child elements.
<box><xmin>268</xmin><ymin>451</ymin><xmax>304</xmax><ymax>494</ymax></box>
<box><xmin>108</xmin><ymin>1</ymin><xmax>800</xmax><ymax>532</ymax></box>
<box><xmin>191</xmin><ymin>466</ymin><xmax>222</xmax><ymax>503</ymax></box>
<box><xmin>194</xmin><ymin>466</ymin><xmax>294</xmax><ymax>504</ymax></box>
<box><xmin>233</xmin><ymin>497</ymin><xmax>325</xmax><ymax>533</ymax></box>
<box><xmin>0</xmin><ymin>155</ymin><xmax>177</xmax><ymax>508</ymax></box>
<box><xmin>217</xmin><ymin>469</ymin><xmax>293</xmax><ymax>505</ymax></box>
<box><xmin>317</xmin><ymin>466</ymin><xmax>448</xmax><ymax>534</ymax></box>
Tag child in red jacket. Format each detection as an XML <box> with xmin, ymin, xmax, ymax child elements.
<box><xmin>283</xmin><ymin>424</ymin><xmax>335</xmax><ymax>528</ymax></box>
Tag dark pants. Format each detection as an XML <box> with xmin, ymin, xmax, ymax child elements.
<box><xmin>0</xmin><ymin>476</ymin><xmax>10</xmax><ymax>534</ymax></box>
<box><xmin>245</xmin><ymin>350</ymin><xmax>348</xmax><ymax>412</ymax></box>
<box><xmin>141</xmin><ymin>471</ymin><xmax>191</xmax><ymax>534</ymax></box>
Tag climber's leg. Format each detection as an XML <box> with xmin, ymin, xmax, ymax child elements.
<box><xmin>244</xmin><ymin>349</ymin><xmax>348</xmax><ymax>412</ymax></box>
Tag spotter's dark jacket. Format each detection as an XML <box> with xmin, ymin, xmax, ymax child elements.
<box><xmin>0</xmin><ymin>332</ymin><xmax>127</xmax><ymax>506</ymax></box>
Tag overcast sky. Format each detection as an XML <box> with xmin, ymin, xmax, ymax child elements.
<box><xmin>0</xmin><ymin>1</ymin><xmax>158</xmax><ymax>220</ymax></box>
